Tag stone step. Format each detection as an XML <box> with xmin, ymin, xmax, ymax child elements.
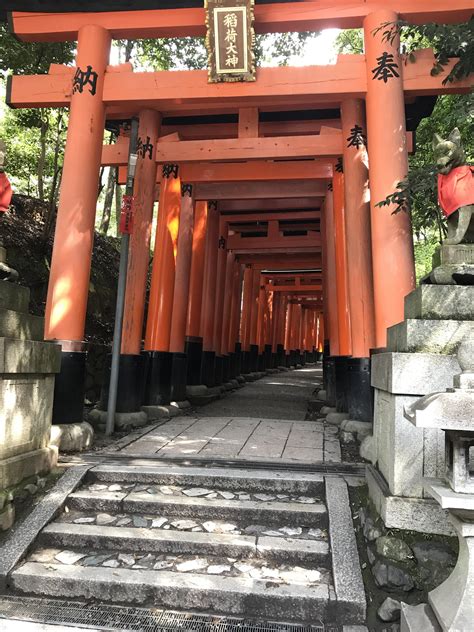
<box><xmin>0</xmin><ymin>281</ymin><xmax>30</xmax><ymax>313</ymax></box>
<box><xmin>0</xmin><ymin>307</ymin><xmax>44</xmax><ymax>341</ymax></box>
<box><xmin>39</xmin><ymin>522</ymin><xmax>330</xmax><ymax>566</ymax></box>
<box><xmin>11</xmin><ymin>562</ymin><xmax>333</xmax><ymax>622</ymax></box>
<box><xmin>88</xmin><ymin>464</ymin><xmax>325</xmax><ymax>495</ymax></box>
<box><xmin>66</xmin><ymin>490</ymin><xmax>328</xmax><ymax>528</ymax></box>
<box><xmin>386</xmin><ymin>318</ymin><xmax>472</xmax><ymax>354</ymax></box>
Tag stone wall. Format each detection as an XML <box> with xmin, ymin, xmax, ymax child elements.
<box><xmin>0</xmin><ymin>246</ymin><xmax>61</xmax><ymax>531</ymax></box>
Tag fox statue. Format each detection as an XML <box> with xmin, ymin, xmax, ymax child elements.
<box><xmin>433</xmin><ymin>128</ymin><xmax>474</xmax><ymax>245</ymax></box>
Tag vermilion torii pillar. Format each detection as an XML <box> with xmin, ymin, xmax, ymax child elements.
<box><xmin>200</xmin><ymin>201</ymin><xmax>219</xmax><ymax>386</ymax></box>
<box><xmin>220</xmin><ymin>250</ymin><xmax>235</xmax><ymax>381</ymax></box>
<box><xmin>333</xmin><ymin>169</ymin><xmax>352</xmax><ymax>357</ymax></box>
<box><xmin>144</xmin><ymin>164</ymin><xmax>181</xmax><ymax>405</ymax></box>
<box><xmin>341</xmin><ymin>98</ymin><xmax>376</xmax><ymax>420</ymax></box>
<box><xmin>249</xmin><ymin>269</ymin><xmax>261</xmax><ymax>372</ymax></box>
<box><xmin>108</xmin><ymin>109</ymin><xmax>161</xmax><ymax>413</ymax></box>
<box><xmin>212</xmin><ymin>217</ymin><xmax>229</xmax><ymax>385</ymax></box>
<box><xmin>169</xmin><ymin>183</ymin><xmax>195</xmax><ymax>402</ymax></box>
<box><xmin>228</xmin><ymin>259</ymin><xmax>243</xmax><ymax>377</ymax></box>
<box><xmin>364</xmin><ymin>10</ymin><xmax>416</xmax><ymax>347</ymax></box>
<box><xmin>45</xmin><ymin>24</ymin><xmax>111</xmax><ymax>424</ymax></box>
<box><xmin>185</xmin><ymin>200</ymin><xmax>208</xmax><ymax>385</ymax></box>
<box><xmin>240</xmin><ymin>266</ymin><xmax>253</xmax><ymax>374</ymax></box>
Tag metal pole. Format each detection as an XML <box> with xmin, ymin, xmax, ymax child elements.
<box><xmin>105</xmin><ymin>117</ymin><xmax>139</xmax><ymax>436</ymax></box>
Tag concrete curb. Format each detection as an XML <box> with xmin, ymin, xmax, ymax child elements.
<box><xmin>0</xmin><ymin>465</ymin><xmax>91</xmax><ymax>591</ymax></box>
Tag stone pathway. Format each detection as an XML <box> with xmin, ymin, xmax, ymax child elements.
<box><xmin>116</xmin><ymin>366</ymin><xmax>341</xmax><ymax>463</ymax></box>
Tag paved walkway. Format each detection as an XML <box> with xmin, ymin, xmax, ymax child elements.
<box><xmin>119</xmin><ymin>367</ymin><xmax>341</xmax><ymax>464</ymax></box>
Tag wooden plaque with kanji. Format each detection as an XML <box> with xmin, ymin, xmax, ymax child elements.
<box><xmin>205</xmin><ymin>0</ymin><xmax>255</xmax><ymax>83</ymax></box>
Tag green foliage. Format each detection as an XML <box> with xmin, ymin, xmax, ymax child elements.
<box><xmin>0</xmin><ymin>23</ymin><xmax>74</xmax><ymax>76</ymax></box>
<box><xmin>335</xmin><ymin>29</ymin><xmax>364</xmax><ymax>55</ymax></box>
<box><xmin>378</xmin><ymin>17</ymin><xmax>474</xmax><ymax>84</ymax></box>
<box><xmin>376</xmin><ymin>93</ymin><xmax>474</xmax><ymax>239</ymax></box>
<box><xmin>414</xmin><ymin>235</ymin><xmax>440</xmax><ymax>283</ymax></box>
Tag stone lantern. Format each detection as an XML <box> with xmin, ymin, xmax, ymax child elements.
<box><xmin>401</xmin><ymin>335</ymin><xmax>474</xmax><ymax>632</ymax></box>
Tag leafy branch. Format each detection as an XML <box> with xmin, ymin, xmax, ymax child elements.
<box><xmin>375</xmin><ymin>16</ymin><xmax>474</xmax><ymax>84</ymax></box>
<box><xmin>376</xmin><ymin>165</ymin><xmax>447</xmax><ymax>241</ymax></box>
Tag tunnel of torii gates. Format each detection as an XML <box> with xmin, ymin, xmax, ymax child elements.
<box><xmin>6</xmin><ymin>1</ymin><xmax>473</xmax><ymax>425</ymax></box>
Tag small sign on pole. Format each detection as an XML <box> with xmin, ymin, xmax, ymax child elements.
<box><xmin>205</xmin><ymin>0</ymin><xmax>255</xmax><ymax>83</ymax></box>
<box><xmin>119</xmin><ymin>194</ymin><xmax>135</xmax><ymax>235</ymax></box>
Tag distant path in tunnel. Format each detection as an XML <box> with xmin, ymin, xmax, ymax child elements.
<box><xmin>196</xmin><ymin>366</ymin><xmax>322</xmax><ymax>421</ymax></box>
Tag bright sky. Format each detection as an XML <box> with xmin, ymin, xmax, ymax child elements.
<box><xmin>284</xmin><ymin>29</ymin><xmax>341</xmax><ymax>67</ymax></box>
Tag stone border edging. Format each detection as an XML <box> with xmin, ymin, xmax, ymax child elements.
<box><xmin>0</xmin><ymin>465</ymin><xmax>91</xmax><ymax>591</ymax></box>
<box><xmin>325</xmin><ymin>475</ymin><xmax>367</xmax><ymax>623</ymax></box>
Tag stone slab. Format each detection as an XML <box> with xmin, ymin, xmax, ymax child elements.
<box><xmin>121</xmin><ymin>493</ymin><xmax>328</xmax><ymax>527</ymax></box>
<box><xmin>257</xmin><ymin>536</ymin><xmax>329</xmax><ymax>565</ymax></box>
<box><xmin>0</xmin><ymin>374</ymin><xmax>56</xmax><ymax>461</ymax></box>
<box><xmin>373</xmin><ymin>389</ymin><xmax>444</xmax><ymax>498</ymax></box>
<box><xmin>41</xmin><ymin>523</ymin><xmax>257</xmax><ymax>559</ymax></box>
<box><xmin>0</xmin><ymin>308</ymin><xmax>44</xmax><ymax>341</ymax></box>
<box><xmin>0</xmin><ymin>338</ymin><xmax>61</xmax><ymax>374</ymax></box>
<box><xmin>367</xmin><ymin>466</ymin><xmax>455</xmax><ymax>536</ymax></box>
<box><xmin>91</xmin><ymin>463</ymin><xmax>325</xmax><ymax>494</ymax></box>
<box><xmin>404</xmin><ymin>284</ymin><xmax>474</xmax><ymax>321</ymax></box>
<box><xmin>437</xmin><ymin>242</ymin><xmax>474</xmax><ymax>265</ymax></box>
<box><xmin>371</xmin><ymin>352</ymin><xmax>460</xmax><ymax>395</ymax></box>
<box><xmin>0</xmin><ymin>447</ymin><xmax>57</xmax><ymax>489</ymax></box>
<box><xmin>387</xmin><ymin>319</ymin><xmax>473</xmax><ymax>354</ymax></box>
<box><xmin>11</xmin><ymin>563</ymin><xmax>331</xmax><ymax>621</ymax></box>
<box><xmin>325</xmin><ymin>476</ymin><xmax>366</xmax><ymax>623</ymax></box>
<box><xmin>0</xmin><ymin>465</ymin><xmax>90</xmax><ymax>589</ymax></box>
<box><xmin>425</xmin><ymin>479</ymin><xmax>474</xmax><ymax>510</ymax></box>
<box><xmin>400</xmin><ymin>603</ymin><xmax>441</xmax><ymax>632</ymax></box>
<box><xmin>0</xmin><ymin>282</ymin><xmax>30</xmax><ymax>313</ymax></box>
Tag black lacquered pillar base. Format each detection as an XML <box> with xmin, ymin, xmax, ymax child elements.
<box><xmin>143</xmin><ymin>351</ymin><xmax>173</xmax><ymax>406</ymax></box>
<box><xmin>234</xmin><ymin>342</ymin><xmax>242</xmax><ymax>376</ymax></box>
<box><xmin>241</xmin><ymin>350</ymin><xmax>251</xmax><ymax>375</ymax></box>
<box><xmin>249</xmin><ymin>344</ymin><xmax>259</xmax><ymax>372</ymax></box>
<box><xmin>324</xmin><ymin>355</ymin><xmax>336</xmax><ymax>407</ymax></box>
<box><xmin>222</xmin><ymin>354</ymin><xmax>231</xmax><ymax>382</ymax></box>
<box><xmin>347</xmin><ymin>357</ymin><xmax>373</xmax><ymax>422</ymax></box>
<box><xmin>214</xmin><ymin>355</ymin><xmax>224</xmax><ymax>386</ymax></box>
<box><xmin>257</xmin><ymin>353</ymin><xmax>265</xmax><ymax>371</ymax></box>
<box><xmin>200</xmin><ymin>351</ymin><xmax>216</xmax><ymax>387</ymax></box>
<box><xmin>334</xmin><ymin>355</ymin><xmax>351</xmax><ymax>413</ymax></box>
<box><xmin>264</xmin><ymin>344</ymin><xmax>272</xmax><ymax>369</ymax></box>
<box><xmin>99</xmin><ymin>353</ymin><xmax>146</xmax><ymax>413</ymax></box>
<box><xmin>171</xmin><ymin>352</ymin><xmax>188</xmax><ymax>402</ymax></box>
<box><xmin>52</xmin><ymin>349</ymin><xmax>87</xmax><ymax>424</ymax></box>
<box><xmin>185</xmin><ymin>337</ymin><xmax>203</xmax><ymax>385</ymax></box>
<box><xmin>276</xmin><ymin>344</ymin><xmax>285</xmax><ymax>367</ymax></box>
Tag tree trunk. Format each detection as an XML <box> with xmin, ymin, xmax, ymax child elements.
<box><xmin>100</xmin><ymin>167</ymin><xmax>116</xmax><ymax>234</ymax></box>
<box><xmin>37</xmin><ymin>113</ymin><xmax>49</xmax><ymax>200</ymax></box>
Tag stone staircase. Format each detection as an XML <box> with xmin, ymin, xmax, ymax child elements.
<box><xmin>6</xmin><ymin>463</ymin><xmax>366</xmax><ymax>626</ymax></box>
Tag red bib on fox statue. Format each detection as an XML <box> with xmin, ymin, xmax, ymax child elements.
<box><xmin>438</xmin><ymin>165</ymin><xmax>474</xmax><ymax>218</ymax></box>
<box><xmin>0</xmin><ymin>172</ymin><xmax>12</xmax><ymax>213</ymax></box>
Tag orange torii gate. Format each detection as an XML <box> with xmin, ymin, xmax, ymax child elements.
<box><xmin>6</xmin><ymin>2</ymin><xmax>472</xmax><ymax>425</ymax></box>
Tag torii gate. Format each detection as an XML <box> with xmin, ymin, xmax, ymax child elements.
<box><xmin>6</xmin><ymin>2</ymin><xmax>472</xmax><ymax>424</ymax></box>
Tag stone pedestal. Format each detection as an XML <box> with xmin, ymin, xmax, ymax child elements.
<box><xmin>369</xmin><ymin>282</ymin><xmax>473</xmax><ymax>534</ymax></box>
<box><xmin>0</xmin><ymin>252</ymin><xmax>61</xmax><ymax>529</ymax></box>
<box><xmin>422</xmin><ymin>242</ymin><xmax>474</xmax><ymax>285</ymax></box>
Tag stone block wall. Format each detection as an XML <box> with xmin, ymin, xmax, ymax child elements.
<box><xmin>0</xmin><ymin>246</ymin><xmax>61</xmax><ymax>530</ymax></box>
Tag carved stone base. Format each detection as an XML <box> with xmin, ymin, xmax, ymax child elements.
<box><xmin>422</xmin><ymin>244</ymin><xmax>474</xmax><ymax>285</ymax></box>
